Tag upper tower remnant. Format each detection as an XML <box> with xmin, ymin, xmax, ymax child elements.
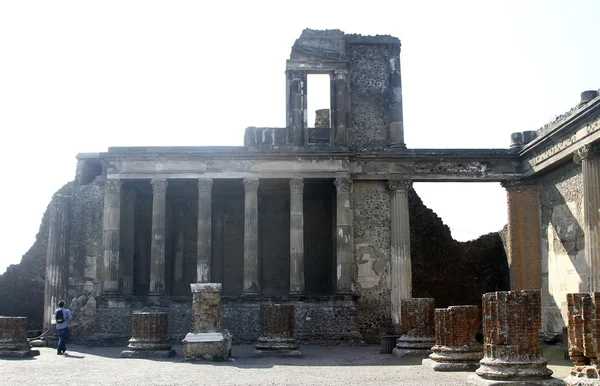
<box><xmin>245</xmin><ymin>29</ymin><xmax>405</xmax><ymax>150</ymax></box>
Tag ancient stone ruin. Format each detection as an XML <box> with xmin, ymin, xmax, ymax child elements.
<box><xmin>423</xmin><ymin>305</ymin><xmax>482</xmax><ymax>371</ymax></box>
<box><xmin>565</xmin><ymin>292</ymin><xmax>600</xmax><ymax>385</ymax></box>
<box><xmin>0</xmin><ymin>316</ymin><xmax>40</xmax><ymax>358</ymax></box>
<box><xmin>182</xmin><ymin>283</ymin><xmax>232</xmax><ymax>361</ymax></box>
<box><xmin>254</xmin><ymin>303</ymin><xmax>301</xmax><ymax>357</ymax></box>
<box><xmin>393</xmin><ymin>298</ymin><xmax>435</xmax><ymax>357</ymax></box>
<box><xmin>120</xmin><ymin>311</ymin><xmax>175</xmax><ymax>358</ymax></box>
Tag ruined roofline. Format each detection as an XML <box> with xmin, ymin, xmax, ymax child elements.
<box><xmin>295</xmin><ymin>28</ymin><xmax>401</xmax><ymax>46</ymax></box>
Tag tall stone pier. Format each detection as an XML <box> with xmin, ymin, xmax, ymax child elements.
<box><xmin>393</xmin><ymin>298</ymin><xmax>435</xmax><ymax>357</ymax></box>
<box><xmin>120</xmin><ymin>311</ymin><xmax>175</xmax><ymax>358</ymax></box>
<box><xmin>254</xmin><ymin>304</ymin><xmax>302</xmax><ymax>357</ymax></box>
<box><xmin>423</xmin><ymin>305</ymin><xmax>483</xmax><ymax>371</ymax></box>
<box><xmin>183</xmin><ymin>283</ymin><xmax>232</xmax><ymax>361</ymax></box>
<box><xmin>0</xmin><ymin>317</ymin><xmax>40</xmax><ymax>357</ymax></box>
<box><xmin>564</xmin><ymin>292</ymin><xmax>600</xmax><ymax>385</ymax></box>
<box><xmin>468</xmin><ymin>290</ymin><xmax>563</xmax><ymax>385</ymax></box>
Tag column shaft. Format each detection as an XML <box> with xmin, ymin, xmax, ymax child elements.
<box><xmin>334</xmin><ymin>70</ymin><xmax>348</xmax><ymax>147</ymax></box>
<box><xmin>289</xmin><ymin>178</ymin><xmax>305</xmax><ymax>294</ymax></box>
<box><xmin>578</xmin><ymin>145</ymin><xmax>600</xmax><ymax>291</ymax></box>
<box><xmin>197</xmin><ymin>178</ymin><xmax>213</xmax><ymax>283</ymax></box>
<box><xmin>102</xmin><ymin>179</ymin><xmax>121</xmax><ymax>295</ymax></box>
<box><xmin>149</xmin><ymin>178</ymin><xmax>168</xmax><ymax>295</ymax></box>
<box><xmin>286</xmin><ymin>70</ymin><xmax>304</xmax><ymax>146</ymax></box>
<box><xmin>335</xmin><ymin>177</ymin><xmax>353</xmax><ymax>294</ymax></box>
<box><xmin>388</xmin><ymin>55</ymin><xmax>406</xmax><ymax>148</ymax></box>
<box><xmin>243</xmin><ymin>178</ymin><xmax>260</xmax><ymax>295</ymax></box>
<box><xmin>503</xmin><ymin>180</ymin><xmax>542</xmax><ymax>290</ymax></box>
<box><xmin>120</xmin><ymin>188</ymin><xmax>136</xmax><ymax>295</ymax></box>
<box><xmin>389</xmin><ymin>179</ymin><xmax>412</xmax><ymax>330</ymax></box>
<box><xmin>43</xmin><ymin>195</ymin><xmax>71</xmax><ymax>331</ymax></box>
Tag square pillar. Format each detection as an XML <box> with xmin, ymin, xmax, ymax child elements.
<box><xmin>334</xmin><ymin>177</ymin><xmax>353</xmax><ymax>294</ymax></box>
<box><xmin>120</xmin><ymin>188</ymin><xmax>136</xmax><ymax>295</ymax></box>
<box><xmin>243</xmin><ymin>178</ymin><xmax>260</xmax><ymax>295</ymax></box>
<box><xmin>102</xmin><ymin>179</ymin><xmax>122</xmax><ymax>295</ymax></box>
<box><xmin>289</xmin><ymin>178</ymin><xmax>305</xmax><ymax>295</ymax></box>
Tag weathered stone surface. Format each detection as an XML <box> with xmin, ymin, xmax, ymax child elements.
<box><xmin>470</xmin><ymin>290</ymin><xmax>559</xmax><ymax>384</ymax></box>
<box><xmin>424</xmin><ymin>305</ymin><xmax>483</xmax><ymax>371</ymax></box>
<box><xmin>0</xmin><ymin>317</ymin><xmax>40</xmax><ymax>358</ymax></box>
<box><xmin>314</xmin><ymin>109</ymin><xmax>330</xmax><ymax>128</ymax></box>
<box><xmin>254</xmin><ymin>304</ymin><xmax>301</xmax><ymax>357</ymax></box>
<box><xmin>393</xmin><ymin>298</ymin><xmax>435</xmax><ymax>357</ymax></box>
<box><xmin>120</xmin><ymin>311</ymin><xmax>175</xmax><ymax>358</ymax></box>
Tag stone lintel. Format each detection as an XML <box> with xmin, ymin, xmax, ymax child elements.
<box><xmin>190</xmin><ymin>283</ymin><xmax>222</xmax><ymax>293</ymax></box>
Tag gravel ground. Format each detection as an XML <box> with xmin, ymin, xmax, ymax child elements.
<box><xmin>0</xmin><ymin>344</ymin><xmax>572</xmax><ymax>385</ymax></box>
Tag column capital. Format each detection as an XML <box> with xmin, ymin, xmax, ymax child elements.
<box><xmin>105</xmin><ymin>179</ymin><xmax>122</xmax><ymax>195</ymax></box>
<box><xmin>198</xmin><ymin>178</ymin><xmax>214</xmax><ymax>193</ymax></box>
<box><xmin>334</xmin><ymin>177</ymin><xmax>352</xmax><ymax>193</ymax></box>
<box><xmin>388</xmin><ymin>179</ymin><xmax>412</xmax><ymax>191</ymax></box>
<box><xmin>574</xmin><ymin>144</ymin><xmax>600</xmax><ymax>164</ymax></box>
<box><xmin>151</xmin><ymin>178</ymin><xmax>168</xmax><ymax>194</ymax></box>
<box><xmin>334</xmin><ymin>69</ymin><xmax>349</xmax><ymax>77</ymax></box>
<box><xmin>243</xmin><ymin>178</ymin><xmax>260</xmax><ymax>194</ymax></box>
<box><xmin>289</xmin><ymin>178</ymin><xmax>304</xmax><ymax>194</ymax></box>
<box><xmin>287</xmin><ymin>69</ymin><xmax>304</xmax><ymax>80</ymax></box>
<box><xmin>501</xmin><ymin>179</ymin><xmax>538</xmax><ymax>190</ymax></box>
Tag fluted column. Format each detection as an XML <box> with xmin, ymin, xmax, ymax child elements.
<box><xmin>576</xmin><ymin>144</ymin><xmax>600</xmax><ymax>292</ymax></box>
<box><xmin>286</xmin><ymin>70</ymin><xmax>304</xmax><ymax>146</ymax></box>
<box><xmin>243</xmin><ymin>178</ymin><xmax>260</xmax><ymax>295</ymax></box>
<box><xmin>289</xmin><ymin>178</ymin><xmax>305</xmax><ymax>295</ymax></box>
<box><xmin>334</xmin><ymin>70</ymin><xmax>348</xmax><ymax>147</ymax></box>
<box><xmin>334</xmin><ymin>177</ymin><xmax>353</xmax><ymax>294</ymax></box>
<box><xmin>388</xmin><ymin>54</ymin><xmax>406</xmax><ymax>148</ymax></box>
<box><xmin>102</xmin><ymin>179</ymin><xmax>121</xmax><ymax>295</ymax></box>
<box><xmin>149</xmin><ymin>178</ymin><xmax>168</xmax><ymax>295</ymax></box>
<box><xmin>43</xmin><ymin>195</ymin><xmax>71</xmax><ymax>331</ymax></box>
<box><xmin>388</xmin><ymin>179</ymin><xmax>412</xmax><ymax>331</ymax></box>
<box><xmin>120</xmin><ymin>188</ymin><xmax>136</xmax><ymax>295</ymax></box>
<box><xmin>197</xmin><ymin>178</ymin><xmax>213</xmax><ymax>283</ymax></box>
<box><xmin>502</xmin><ymin>179</ymin><xmax>542</xmax><ymax>291</ymax></box>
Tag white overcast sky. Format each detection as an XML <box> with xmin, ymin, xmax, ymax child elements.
<box><xmin>1</xmin><ymin>0</ymin><xmax>599</xmax><ymax>274</ymax></box>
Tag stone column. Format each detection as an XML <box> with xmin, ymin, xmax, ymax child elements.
<box><xmin>393</xmin><ymin>298</ymin><xmax>436</xmax><ymax>357</ymax></box>
<box><xmin>502</xmin><ymin>179</ymin><xmax>542</xmax><ymax>291</ymax></box>
<box><xmin>120</xmin><ymin>311</ymin><xmax>175</xmax><ymax>358</ymax></box>
<box><xmin>334</xmin><ymin>177</ymin><xmax>353</xmax><ymax>294</ymax></box>
<box><xmin>334</xmin><ymin>70</ymin><xmax>348</xmax><ymax>147</ymax></box>
<box><xmin>389</xmin><ymin>54</ymin><xmax>406</xmax><ymax>148</ymax></box>
<box><xmin>197</xmin><ymin>178</ymin><xmax>213</xmax><ymax>283</ymax></box>
<box><xmin>43</xmin><ymin>194</ymin><xmax>71</xmax><ymax>332</ymax></box>
<box><xmin>0</xmin><ymin>317</ymin><xmax>39</xmax><ymax>357</ymax></box>
<box><xmin>254</xmin><ymin>304</ymin><xmax>302</xmax><ymax>357</ymax></box>
<box><xmin>469</xmin><ymin>290</ymin><xmax>560</xmax><ymax>385</ymax></box>
<box><xmin>289</xmin><ymin>178</ymin><xmax>305</xmax><ymax>295</ymax></box>
<box><xmin>388</xmin><ymin>179</ymin><xmax>412</xmax><ymax>331</ymax></box>
<box><xmin>565</xmin><ymin>292</ymin><xmax>600</xmax><ymax>384</ymax></box>
<box><xmin>102</xmin><ymin>179</ymin><xmax>121</xmax><ymax>295</ymax></box>
<box><xmin>286</xmin><ymin>70</ymin><xmax>304</xmax><ymax>146</ymax></box>
<box><xmin>120</xmin><ymin>188</ymin><xmax>136</xmax><ymax>296</ymax></box>
<box><xmin>423</xmin><ymin>305</ymin><xmax>483</xmax><ymax>371</ymax></box>
<box><xmin>575</xmin><ymin>145</ymin><xmax>600</xmax><ymax>292</ymax></box>
<box><xmin>183</xmin><ymin>283</ymin><xmax>232</xmax><ymax>361</ymax></box>
<box><xmin>149</xmin><ymin>178</ymin><xmax>168</xmax><ymax>296</ymax></box>
<box><xmin>243</xmin><ymin>178</ymin><xmax>260</xmax><ymax>296</ymax></box>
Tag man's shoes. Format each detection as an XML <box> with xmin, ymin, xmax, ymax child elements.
<box><xmin>57</xmin><ymin>351</ymin><xmax>63</xmax><ymax>355</ymax></box>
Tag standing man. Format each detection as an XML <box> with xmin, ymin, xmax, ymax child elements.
<box><xmin>54</xmin><ymin>301</ymin><xmax>72</xmax><ymax>355</ymax></box>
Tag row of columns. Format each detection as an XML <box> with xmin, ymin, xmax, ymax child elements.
<box><xmin>101</xmin><ymin>177</ymin><xmax>414</xmax><ymax>299</ymax></box>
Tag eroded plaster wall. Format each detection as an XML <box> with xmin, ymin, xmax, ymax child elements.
<box><xmin>539</xmin><ymin>163</ymin><xmax>586</xmax><ymax>335</ymax></box>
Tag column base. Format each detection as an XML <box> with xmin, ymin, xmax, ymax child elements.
<box><xmin>422</xmin><ymin>358</ymin><xmax>480</xmax><ymax>372</ymax></box>
<box><xmin>120</xmin><ymin>349</ymin><xmax>175</xmax><ymax>358</ymax></box>
<box><xmin>0</xmin><ymin>349</ymin><xmax>40</xmax><ymax>358</ymax></box>
<box><xmin>467</xmin><ymin>374</ymin><xmax>565</xmax><ymax>385</ymax></box>
<box><xmin>389</xmin><ymin>142</ymin><xmax>407</xmax><ymax>149</ymax></box>
<box><xmin>564</xmin><ymin>375</ymin><xmax>600</xmax><ymax>386</ymax></box>
<box><xmin>393</xmin><ymin>347</ymin><xmax>432</xmax><ymax>358</ymax></box>
<box><xmin>183</xmin><ymin>331</ymin><xmax>232</xmax><ymax>361</ymax></box>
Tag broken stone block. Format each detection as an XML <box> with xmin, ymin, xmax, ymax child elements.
<box><xmin>120</xmin><ymin>311</ymin><xmax>175</xmax><ymax>358</ymax></box>
<box><xmin>183</xmin><ymin>283</ymin><xmax>232</xmax><ymax>361</ymax></box>
<box><xmin>254</xmin><ymin>303</ymin><xmax>302</xmax><ymax>357</ymax></box>
<box><xmin>0</xmin><ymin>316</ymin><xmax>40</xmax><ymax>358</ymax></box>
<box><xmin>468</xmin><ymin>290</ymin><xmax>564</xmax><ymax>385</ymax></box>
<box><xmin>422</xmin><ymin>305</ymin><xmax>483</xmax><ymax>371</ymax></box>
<box><xmin>314</xmin><ymin>109</ymin><xmax>330</xmax><ymax>128</ymax></box>
<box><xmin>393</xmin><ymin>298</ymin><xmax>435</xmax><ymax>358</ymax></box>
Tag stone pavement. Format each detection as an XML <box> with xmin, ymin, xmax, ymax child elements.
<box><xmin>0</xmin><ymin>344</ymin><xmax>572</xmax><ymax>385</ymax></box>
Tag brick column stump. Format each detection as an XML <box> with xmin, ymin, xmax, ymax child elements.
<box><xmin>254</xmin><ymin>303</ymin><xmax>302</xmax><ymax>357</ymax></box>
<box><xmin>393</xmin><ymin>298</ymin><xmax>435</xmax><ymax>358</ymax></box>
<box><xmin>120</xmin><ymin>311</ymin><xmax>175</xmax><ymax>358</ymax></box>
<box><xmin>468</xmin><ymin>290</ymin><xmax>564</xmax><ymax>385</ymax></box>
<box><xmin>422</xmin><ymin>305</ymin><xmax>483</xmax><ymax>371</ymax></box>
<box><xmin>0</xmin><ymin>317</ymin><xmax>40</xmax><ymax>358</ymax></box>
<box><xmin>183</xmin><ymin>283</ymin><xmax>232</xmax><ymax>361</ymax></box>
<box><xmin>564</xmin><ymin>292</ymin><xmax>600</xmax><ymax>385</ymax></box>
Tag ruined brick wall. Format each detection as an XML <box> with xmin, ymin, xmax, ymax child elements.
<box><xmin>539</xmin><ymin>163</ymin><xmax>585</xmax><ymax>335</ymax></box>
<box><xmin>348</xmin><ymin>43</ymin><xmax>392</xmax><ymax>149</ymax></box>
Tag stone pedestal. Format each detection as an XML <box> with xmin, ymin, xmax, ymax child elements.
<box><xmin>564</xmin><ymin>292</ymin><xmax>600</xmax><ymax>386</ymax></box>
<box><xmin>0</xmin><ymin>317</ymin><xmax>40</xmax><ymax>358</ymax></box>
<box><xmin>120</xmin><ymin>311</ymin><xmax>175</xmax><ymax>358</ymax></box>
<box><xmin>393</xmin><ymin>298</ymin><xmax>435</xmax><ymax>358</ymax></box>
<box><xmin>254</xmin><ymin>304</ymin><xmax>302</xmax><ymax>357</ymax></box>
<box><xmin>468</xmin><ymin>290</ymin><xmax>563</xmax><ymax>385</ymax></box>
<box><xmin>183</xmin><ymin>283</ymin><xmax>232</xmax><ymax>361</ymax></box>
<box><xmin>423</xmin><ymin>305</ymin><xmax>483</xmax><ymax>371</ymax></box>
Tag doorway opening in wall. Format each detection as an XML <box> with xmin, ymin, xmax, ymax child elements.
<box><xmin>306</xmin><ymin>74</ymin><xmax>331</xmax><ymax>144</ymax></box>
